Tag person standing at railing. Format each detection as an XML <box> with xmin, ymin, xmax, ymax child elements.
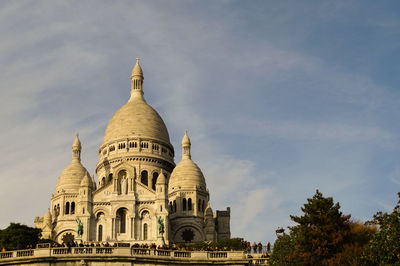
<box><xmin>257</xmin><ymin>242</ymin><xmax>262</xmax><ymax>254</ymax></box>
<box><xmin>252</xmin><ymin>242</ymin><xmax>257</xmax><ymax>253</ymax></box>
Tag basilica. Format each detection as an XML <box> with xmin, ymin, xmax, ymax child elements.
<box><xmin>34</xmin><ymin>59</ymin><xmax>231</xmax><ymax>245</ymax></box>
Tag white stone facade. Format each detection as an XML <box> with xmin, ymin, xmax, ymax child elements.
<box><xmin>34</xmin><ymin>59</ymin><xmax>231</xmax><ymax>245</ymax></box>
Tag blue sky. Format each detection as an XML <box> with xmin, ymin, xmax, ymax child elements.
<box><xmin>1</xmin><ymin>1</ymin><xmax>400</xmax><ymax>243</ymax></box>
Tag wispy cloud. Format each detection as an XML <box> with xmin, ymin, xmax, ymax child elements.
<box><xmin>1</xmin><ymin>1</ymin><xmax>400</xmax><ymax>243</ymax></box>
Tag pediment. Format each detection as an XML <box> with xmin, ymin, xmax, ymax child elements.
<box><xmin>135</xmin><ymin>181</ymin><xmax>155</xmax><ymax>200</ymax></box>
<box><xmin>93</xmin><ymin>182</ymin><xmax>114</xmax><ymax>201</ymax></box>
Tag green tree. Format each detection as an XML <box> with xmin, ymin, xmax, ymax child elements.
<box><xmin>289</xmin><ymin>190</ymin><xmax>351</xmax><ymax>265</ymax></box>
<box><xmin>365</xmin><ymin>192</ymin><xmax>400</xmax><ymax>265</ymax></box>
<box><xmin>0</xmin><ymin>223</ymin><xmax>42</xmax><ymax>250</ymax></box>
<box><xmin>269</xmin><ymin>233</ymin><xmax>295</xmax><ymax>266</ymax></box>
<box><xmin>326</xmin><ymin>220</ymin><xmax>376</xmax><ymax>266</ymax></box>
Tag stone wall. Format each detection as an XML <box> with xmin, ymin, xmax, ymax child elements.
<box><xmin>0</xmin><ymin>246</ymin><xmax>249</xmax><ymax>266</ymax></box>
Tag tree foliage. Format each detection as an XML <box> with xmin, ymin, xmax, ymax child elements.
<box><xmin>365</xmin><ymin>192</ymin><xmax>400</xmax><ymax>265</ymax></box>
<box><xmin>288</xmin><ymin>190</ymin><xmax>351</xmax><ymax>265</ymax></box>
<box><xmin>271</xmin><ymin>190</ymin><xmax>376</xmax><ymax>265</ymax></box>
<box><xmin>326</xmin><ymin>220</ymin><xmax>376</xmax><ymax>266</ymax></box>
<box><xmin>0</xmin><ymin>223</ymin><xmax>42</xmax><ymax>250</ymax></box>
<box><xmin>269</xmin><ymin>233</ymin><xmax>295</xmax><ymax>266</ymax></box>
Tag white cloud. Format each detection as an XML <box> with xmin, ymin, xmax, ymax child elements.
<box><xmin>0</xmin><ymin>1</ymin><xmax>399</xmax><ymax>245</ymax></box>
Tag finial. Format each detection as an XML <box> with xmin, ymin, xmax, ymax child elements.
<box><xmin>136</xmin><ymin>57</ymin><xmax>140</xmax><ymax>63</ymax></box>
<box><xmin>76</xmin><ymin>132</ymin><xmax>79</xmax><ymax>138</ymax></box>
<box><xmin>185</xmin><ymin>129</ymin><xmax>187</xmax><ymax>135</ymax></box>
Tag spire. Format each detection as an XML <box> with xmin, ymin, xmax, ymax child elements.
<box><xmin>72</xmin><ymin>133</ymin><xmax>81</xmax><ymax>161</ymax></box>
<box><xmin>130</xmin><ymin>57</ymin><xmax>145</xmax><ymax>101</ymax></box>
<box><xmin>182</xmin><ymin>129</ymin><xmax>191</xmax><ymax>159</ymax></box>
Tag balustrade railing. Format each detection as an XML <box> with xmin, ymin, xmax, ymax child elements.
<box><xmin>209</xmin><ymin>251</ymin><xmax>228</xmax><ymax>259</ymax></box>
<box><xmin>95</xmin><ymin>247</ymin><xmax>113</xmax><ymax>254</ymax></box>
<box><xmin>131</xmin><ymin>248</ymin><xmax>151</xmax><ymax>256</ymax></box>
<box><xmin>16</xmin><ymin>250</ymin><xmax>33</xmax><ymax>257</ymax></box>
<box><xmin>0</xmin><ymin>247</ymin><xmax>249</xmax><ymax>264</ymax></box>
<box><xmin>74</xmin><ymin>247</ymin><xmax>93</xmax><ymax>254</ymax></box>
<box><xmin>155</xmin><ymin>250</ymin><xmax>170</xmax><ymax>256</ymax></box>
<box><xmin>0</xmin><ymin>252</ymin><xmax>12</xmax><ymax>259</ymax></box>
<box><xmin>251</xmin><ymin>258</ymin><xmax>268</xmax><ymax>265</ymax></box>
<box><xmin>52</xmin><ymin>248</ymin><xmax>70</xmax><ymax>255</ymax></box>
<box><xmin>173</xmin><ymin>251</ymin><xmax>191</xmax><ymax>258</ymax></box>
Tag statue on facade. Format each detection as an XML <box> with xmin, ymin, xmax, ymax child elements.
<box><xmin>157</xmin><ymin>216</ymin><xmax>164</xmax><ymax>234</ymax></box>
<box><xmin>76</xmin><ymin>218</ymin><xmax>83</xmax><ymax>238</ymax></box>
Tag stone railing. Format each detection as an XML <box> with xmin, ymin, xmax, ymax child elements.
<box><xmin>247</xmin><ymin>253</ymin><xmax>270</xmax><ymax>265</ymax></box>
<box><xmin>173</xmin><ymin>250</ymin><xmax>191</xmax><ymax>258</ymax></box>
<box><xmin>0</xmin><ymin>247</ymin><xmax>248</xmax><ymax>265</ymax></box>
<box><xmin>208</xmin><ymin>251</ymin><xmax>228</xmax><ymax>259</ymax></box>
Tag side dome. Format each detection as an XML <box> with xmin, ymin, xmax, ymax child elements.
<box><xmin>56</xmin><ymin>134</ymin><xmax>89</xmax><ymax>192</ymax></box>
<box><xmin>169</xmin><ymin>130</ymin><xmax>206</xmax><ymax>191</ymax></box>
<box><xmin>56</xmin><ymin>161</ymin><xmax>89</xmax><ymax>192</ymax></box>
<box><xmin>168</xmin><ymin>159</ymin><xmax>207</xmax><ymax>190</ymax></box>
<box><xmin>102</xmin><ymin>99</ymin><xmax>170</xmax><ymax>145</ymax></box>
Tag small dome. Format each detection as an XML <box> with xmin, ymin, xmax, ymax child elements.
<box><xmin>168</xmin><ymin>158</ymin><xmax>206</xmax><ymax>191</ymax></box>
<box><xmin>56</xmin><ymin>160</ymin><xmax>89</xmax><ymax>192</ymax></box>
<box><xmin>205</xmin><ymin>204</ymin><xmax>213</xmax><ymax>217</ymax></box>
<box><xmin>131</xmin><ymin>57</ymin><xmax>143</xmax><ymax>77</ymax></box>
<box><xmin>156</xmin><ymin>171</ymin><xmax>167</xmax><ymax>185</ymax></box>
<box><xmin>80</xmin><ymin>172</ymin><xmax>91</xmax><ymax>187</ymax></box>
<box><xmin>102</xmin><ymin>98</ymin><xmax>171</xmax><ymax>145</ymax></box>
<box><xmin>44</xmin><ymin>209</ymin><xmax>52</xmax><ymax>222</ymax></box>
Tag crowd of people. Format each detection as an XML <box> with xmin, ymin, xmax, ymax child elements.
<box><xmin>2</xmin><ymin>239</ymin><xmax>272</xmax><ymax>255</ymax></box>
<box><xmin>241</xmin><ymin>241</ymin><xmax>271</xmax><ymax>254</ymax></box>
<box><xmin>36</xmin><ymin>241</ymin><xmax>235</xmax><ymax>252</ymax></box>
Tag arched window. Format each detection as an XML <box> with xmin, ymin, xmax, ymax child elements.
<box><xmin>152</xmin><ymin>172</ymin><xmax>158</xmax><ymax>190</ymax></box>
<box><xmin>65</xmin><ymin>202</ymin><xmax>70</xmax><ymax>215</ymax></box>
<box><xmin>108</xmin><ymin>174</ymin><xmax>113</xmax><ymax>183</ymax></box>
<box><xmin>71</xmin><ymin>202</ymin><xmax>75</xmax><ymax>214</ymax></box>
<box><xmin>141</xmin><ymin>170</ymin><xmax>148</xmax><ymax>186</ymax></box>
<box><xmin>173</xmin><ymin>200</ymin><xmax>177</xmax><ymax>212</ymax></box>
<box><xmin>116</xmin><ymin>208</ymin><xmax>127</xmax><ymax>234</ymax></box>
<box><xmin>143</xmin><ymin>223</ymin><xmax>148</xmax><ymax>240</ymax></box>
<box><xmin>98</xmin><ymin>225</ymin><xmax>103</xmax><ymax>241</ymax></box>
<box><xmin>198</xmin><ymin>199</ymin><xmax>201</xmax><ymax>211</ymax></box>
<box><xmin>188</xmin><ymin>198</ymin><xmax>192</xmax><ymax>211</ymax></box>
<box><xmin>202</xmin><ymin>200</ymin><xmax>205</xmax><ymax>212</ymax></box>
<box><xmin>102</xmin><ymin>177</ymin><xmax>105</xmax><ymax>185</ymax></box>
<box><xmin>183</xmin><ymin>198</ymin><xmax>187</xmax><ymax>211</ymax></box>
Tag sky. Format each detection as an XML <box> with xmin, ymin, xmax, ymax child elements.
<box><xmin>1</xmin><ymin>1</ymin><xmax>400</xmax><ymax>243</ymax></box>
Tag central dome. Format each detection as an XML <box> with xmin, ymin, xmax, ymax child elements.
<box><xmin>102</xmin><ymin>97</ymin><xmax>170</xmax><ymax>145</ymax></box>
<box><xmin>101</xmin><ymin>59</ymin><xmax>171</xmax><ymax>147</ymax></box>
